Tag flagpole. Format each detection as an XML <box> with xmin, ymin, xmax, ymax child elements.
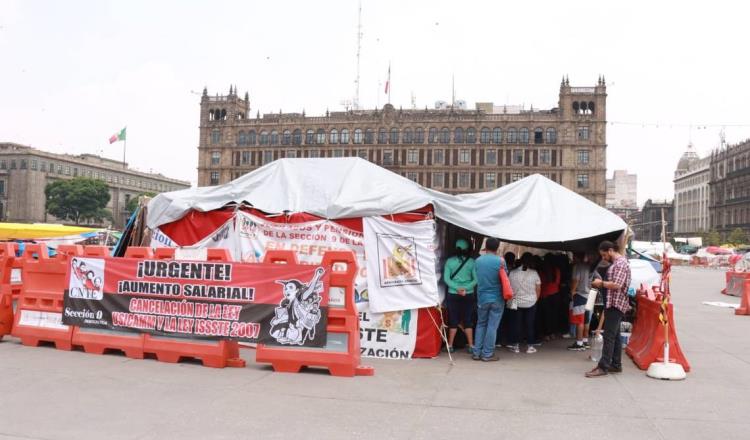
<box><xmin>388</xmin><ymin>62</ymin><xmax>392</xmax><ymax>104</ymax></box>
<box><xmin>122</xmin><ymin>127</ymin><xmax>127</xmax><ymax>169</ymax></box>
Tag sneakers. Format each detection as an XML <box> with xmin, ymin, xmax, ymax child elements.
<box><xmin>471</xmin><ymin>354</ymin><xmax>481</xmax><ymax>361</ymax></box>
<box><xmin>583</xmin><ymin>341</ymin><xmax>591</xmax><ymax>349</ymax></box>
<box><xmin>481</xmin><ymin>354</ymin><xmax>500</xmax><ymax>362</ymax></box>
<box><xmin>526</xmin><ymin>346</ymin><xmax>537</xmax><ymax>354</ymax></box>
<box><xmin>567</xmin><ymin>342</ymin><xmax>586</xmax><ymax>351</ymax></box>
<box><xmin>507</xmin><ymin>344</ymin><xmax>520</xmax><ymax>354</ymax></box>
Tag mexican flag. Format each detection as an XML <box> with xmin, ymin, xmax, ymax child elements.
<box><xmin>109</xmin><ymin>127</ymin><xmax>126</xmax><ymax>144</ymax></box>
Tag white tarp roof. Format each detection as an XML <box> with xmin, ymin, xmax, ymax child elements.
<box><xmin>148</xmin><ymin>158</ymin><xmax>626</xmax><ymax>247</ymax></box>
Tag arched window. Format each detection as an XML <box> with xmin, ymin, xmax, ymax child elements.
<box><xmin>454</xmin><ymin>127</ymin><xmax>464</xmax><ymax>143</ymax></box>
<box><xmin>353</xmin><ymin>128</ymin><xmax>363</xmax><ymax>144</ymax></box>
<box><xmin>546</xmin><ymin>128</ymin><xmax>557</xmax><ymax>144</ymax></box>
<box><xmin>340</xmin><ymin>128</ymin><xmax>350</xmax><ymax>144</ymax></box>
<box><xmin>282</xmin><ymin>130</ymin><xmax>291</xmax><ymax>145</ymax></box>
<box><xmin>316</xmin><ymin>129</ymin><xmax>325</xmax><ymax>144</ymax></box>
<box><xmin>364</xmin><ymin>129</ymin><xmax>374</xmax><ymax>144</ymax></box>
<box><xmin>389</xmin><ymin>128</ymin><xmax>399</xmax><ymax>144</ymax></box>
<box><xmin>270</xmin><ymin>130</ymin><xmax>279</xmax><ymax>145</ymax></box>
<box><xmin>520</xmin><ymin>128</ymin><xmax>529</xmax><ymax>144</ymax></box>
<box><xmin>480</xmin><ymin>127</ymin><xmax>490</xmax><ymax>143</ymax></box>
<box><xmin>507</xmin><ymin>128</ymin><xmax>517</xmax><ymax>143</ymax></box>
<box><xmin>492</xmin><ymin>128</ymin><xmax>502</xmax><ymax>144</ymax></box>
<box><xmin>533</xmin><ymin>127</ymin><xmax>543</xmax><ymax>144</ymax></box>
<box><xmin>305</xmin><ymin>129</ymin><xmax>314</xmax><ymax>144</ymax></box>
<box><xmin>440</xmin><ymin>127</ymin><xmax>450</xmax><ymax>144</ymax></box>
<box><xmin>404</xmin><ymin>128</ymin><xmax>413</xmax><ymax>144</ymax></box>
<box><xmin>588</xmin><ymin>101</ymin><xmax>595</xmax><ymax>115</ymax></box>
<box><xmin>330</xmin><ymin>129</ymin><xmax>339</xmax><ymax>144</ymax></box>
<box><xmin>415</xmin><ymin>127</ymin><xmax>425</xmax><ymax>143</ymax></box>
<box><xmin>466</xmin><ymin>127</ymin><xmax>476</xmax><ymax>144</ymax></box>
<box><xmin>378</xmin><ymin>128</ymin><xmax>387</xmax><ymax>144</ymax></box>
<box><xmin>428</xmin><ymin>127</ymin><xmax>438</xmax><ymax>144</ymax></box>
<box><xmin>292</xmin><ymin>129</ymin><xmax>302</xmax><ymax>145</ymax></box>
<box><xmin>259</xmin><ymin>130</ymin><xmax>269</xmax><ymax>145</ymax></box>
<box><xmin>248</xmin><ymin>130</ymin><xmax>256</xmax><ymax>145</ymax></box>
<box><xmin>238</xmin><ymin>130</ymin><xmax>247</xmax><ymax>146</ymax></box>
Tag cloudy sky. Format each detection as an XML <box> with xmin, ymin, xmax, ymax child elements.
<box><xmin>1</xmin><ymin>0</ymin><xmax>749</xmax><ymax>204</ymax></box>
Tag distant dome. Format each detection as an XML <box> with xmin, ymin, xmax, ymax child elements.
<box><xmin>676</xmin><ymin>143</ymin><xmax>700</xmax><ymax>172</ymax></box>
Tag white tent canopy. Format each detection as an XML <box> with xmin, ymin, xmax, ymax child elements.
<box><xmin>148</xmin><ymin>158</ymin><xmax>626</xmax><ymax>248</ymax></box>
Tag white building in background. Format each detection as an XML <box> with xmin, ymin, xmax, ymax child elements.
<box><xmin>674</xmin><ymin>143</ymin><xmax>710</xmax><ymax>234</ymax></box>
<box><xmin>606</xmin><ymin>169</ymin><xmax>637</xmax><ymax>208</ymax></box>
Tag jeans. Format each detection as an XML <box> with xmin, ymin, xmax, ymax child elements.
<box><xmin>598</xmin><ymin>307</ymin><xmax>624</xmax><ymax>371</ymax></box>
<box><xmin>509</xmin><ymin>304</ymin><xmax>537</xmax><ymax>346</ymax></box>
<box><xmin>473</xmin><ymin>301</ymin><xmax>504</xmax><ymax>358</ymax></box>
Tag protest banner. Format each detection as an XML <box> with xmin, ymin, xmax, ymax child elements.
<box><xmin>63</xmin><ymin>256</ymin><xmax>329</xmax><ymax>347</ymax></box>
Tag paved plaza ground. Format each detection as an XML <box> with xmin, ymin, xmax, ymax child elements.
<box><xmin>0</xmin><ymin>266</ymin><xmax>748</xmax><ymax>440</ymax></box>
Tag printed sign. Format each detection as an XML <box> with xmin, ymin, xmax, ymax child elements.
<box><xmin>376</xmin><ymin>233</ymin><xmax>422</xmax><ymax>287</ymax></box>
<box><xmin>358</xmin><ymin>304</ymin><xmax>417</xmax><ymax>359</ymax></box>
<box><xmin>62</xmin><ymin>257</ymin><xmax>329</xmax><ymax>347</ymax></box>
<box><xmin>363</xmin><ymin>217</ymin><xmax>440</xmax><ymax>313</ymax></box>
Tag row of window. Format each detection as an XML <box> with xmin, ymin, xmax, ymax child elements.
<box><xmin>217</xmin><ymin>126</ymin><xmax>594</xmax><ymax>147</ymax></box>
<box><xmin>211</xmin><ymin>169</ymin><xmax>591</xmax><ymax>190</ymax></box>
<box><xmin>212</xmin><ymin>148</ymin><xmax>592</xmax><ymax>167</ymax></box>
<box><xmin>0</xmin><ymin>158</ymin><xmax>179</xmax><ymax>192</ymax></box>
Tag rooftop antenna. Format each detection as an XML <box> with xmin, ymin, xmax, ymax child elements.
<box><xmin>719</xmin><ymin>127</ymin><xmax>726</xmax><ymax>149</ymax></box>
<box><xmin>353</xmin><ymin>0</ymin><xmax>363</xmax><ymax>110</ymax></box>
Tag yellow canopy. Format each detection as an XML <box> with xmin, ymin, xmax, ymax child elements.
<box><xmin>0</xmin><ymin>223</ymin><xmax>98</xmax><ymax>240</ymax></box>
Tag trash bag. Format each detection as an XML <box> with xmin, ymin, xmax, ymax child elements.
<box><xmin>590</xmin><ymin>331</ymin><xmax>604</xmax><ymax>363</ymax></box>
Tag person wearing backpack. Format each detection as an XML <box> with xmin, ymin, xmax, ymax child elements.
<box><xmin>443</xmin><ymin>238</ymin><xmax>477</xmax><ymax>353</ymax></box>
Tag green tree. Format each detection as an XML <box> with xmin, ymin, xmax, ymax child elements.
<box><xmin>125</xmin><ymin>192</ymin><xmax>156</xmax><ymax>215</ymax></box>
<box><xmin>704</xmin><ymin>229</ymin><xmax>722</xmax><ymax>246</ymax></box>
<box><xmin>45</xmin><ymin>177</ymin><xmax>112</xmax><ymax>225</ymax></box>
<box><xmin>727</xmin><ymin>228</ymin><xmax>748</xmax><ymax>246</ymax></box>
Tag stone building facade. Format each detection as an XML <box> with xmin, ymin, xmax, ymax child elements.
<box><xmin>606</xmin><ymin>169</ymin><xmax>637</xmax><ymax>209</ymax></box>
<box><xmin>632</xmin><ymin>199</ymin><xmax>674</xmax><ymax>242</ymax></box>
<box><xmin>197</xmin><ymin>78</ymin><xmax>608</xmax><ymax>204</ymax></box>
<box><xmin>709</xmin><ymin>139</ymin><xmax>750</xmax><ymax>237</ymax></box>
<box><xmin>673</xmin><ymin>144</ymin><xmax>710</xmax><ymax>235</ymax></box>
<box><xmin>0</xmin><ymin>143</ymin><xmax>190</xmax><ymax>229</ymax></box>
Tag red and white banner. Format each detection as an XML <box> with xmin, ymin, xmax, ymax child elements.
<box><xmin>150</xmin><ymin>211</ymin><xmax>420</xmax><ymax>358</ymax></box>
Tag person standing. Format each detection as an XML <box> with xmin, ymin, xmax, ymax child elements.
<box><xmin>586</xmin><ymin>241</ymin><xmax>632</xmax><ymax>377</ymax></box>
<box><xmin>443</xmin><ymin>239</ymin><xmax>477</xmax><ymax>353</ymax></box>
<box><xmin>567</xmin><ymin>252</ymin><xmax>593</xmax><ymax>351</ymax></box>
<box><xmin>538</xmin><ymin>254</ymin><xmax>561</xmax><ymax>340</ymax></box>
<box><xmin>472</xmin><ymin>238</ymin><xmax>506</xmax><ymax>361</ymax></box>
<box><xmin>507</xmin><ymin>253</ymin><xmax>541</xmax><ymax>354</ymax></box>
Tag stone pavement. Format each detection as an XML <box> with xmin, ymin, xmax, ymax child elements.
<box><xmin>0</xmin><ymin>266</ymin><xmax>748</xmax><ymax>440</ymax></box>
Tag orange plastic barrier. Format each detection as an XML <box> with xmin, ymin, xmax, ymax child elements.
<box><xmin>11</xmin><ymin>244</ymin><xmax>75</xmax><ymax>350</ymax></box>
<box><xmin>141</xmin><ymin>247</ymin><xmax>245</xmax><ymax>368</ymax></box>
<box><xmin>71</xmin><ymin>246</ymin><xmax>147</xmax><ymax>359</ymax></box>
<box><xmin>722</xmin><ymin>271</ymin><xmax>750</xmax><ymax>297</ymax></box>
<box><xmin>625</xmin><ymin>293</ymin><xmax>691</xmax><ymax>372</ymax></box>
<box><xmin>0</xmin><ymin>243</ymin><xmax>18</xmax><ymax>339</ymax></box>
<box><xmin>735</xmin><ymin>277</ymin><xmax>750</xmax><ymax>316</ymax></box>
<box><xmin>255</xmin><ymin>250</ymin><xmax>374</xmax><ymax>377</ymax></box>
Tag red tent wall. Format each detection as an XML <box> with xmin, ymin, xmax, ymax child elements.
<box><xmin>155</xmin><ymin>205</ymin><xmax>442</xmax><ymax>358</ymax></box>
